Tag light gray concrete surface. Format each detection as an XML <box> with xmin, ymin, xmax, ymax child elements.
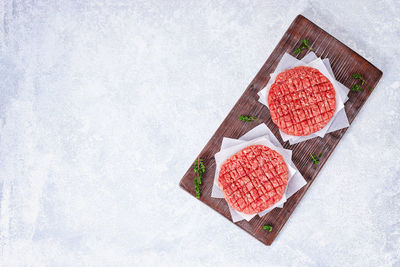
<box><xmin>0</xmin><ymin>0</ymin><xmax>399</xmax><ymax>266</ymax></box>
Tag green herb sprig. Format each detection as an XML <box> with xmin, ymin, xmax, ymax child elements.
<box><xmin>239</xmin><ymin>115</ymin><xmax>257</xmax><ymax>122</ymax></box>
<box><xmin>310</xmin><ymin>153</ymin><xmax>322</xmax><ymax>164</ymax></box>
<box><xmin>294</xmin><ymin>39</ymin><xmax>312</xmax><ymax>55</ymax></box>
<box><xmin>352</xmin><ymin>84</ymin><xmax>361</xmax><ymax>92</ymax></box>
<box><xmin>353</xmin><ymin>73</ymin><xmax>365</xmax><ymax>85</ymax></box>
<box><xmin>263</xmin><ymin>224</ymin><xmax>273</xmax><ymax>232</ymax></box>
<box><xmin>194</xmin><ymin>178</ymin><xmax>200</xmax><ymax>199</ymax></box>
<box><xmin>352</xmin><ymin>73</ymin><xmax>372</xmax><ymax>92</ymax></box>
<box><xmin>194</xmin><ymin>157</ymin><xmax>206</xmax><ymax>199</ymax></box>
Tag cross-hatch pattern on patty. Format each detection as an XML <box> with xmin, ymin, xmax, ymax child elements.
<box><xmin>218</xmin><ymin>145</ymin><xmax>289</xmax><ymax>214</ymax></box>
<box><xmin>268</xmin><ymin>66</ymin><xmax>336</xmax><ymax>136</ymax></box>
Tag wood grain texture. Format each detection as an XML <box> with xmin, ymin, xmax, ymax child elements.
<box><xmin>179</xmin><ymin>15</ymin><xmax>382</xmax><ymax>246</ymax></box>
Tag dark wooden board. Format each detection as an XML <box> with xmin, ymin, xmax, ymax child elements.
<box><xmin>179</xmin><ymin>15</ymin><xmax>382</xmax><ymax>246</ymax></box>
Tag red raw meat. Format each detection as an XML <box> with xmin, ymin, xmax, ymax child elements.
<box><xmin>267</xmin><ymin>66</ymin><xmax>336</xmax><ymax>136</ymax></box>
<box><xmin>218</xmin><ymin>145</ymin><xmax>289</xmax><ymax>215</ymax></box>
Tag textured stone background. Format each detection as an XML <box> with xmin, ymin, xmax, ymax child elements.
<box><xmin>0</xmin><ymin>0</ymin><xmax>399</xmax><ymax>266</ymax></box>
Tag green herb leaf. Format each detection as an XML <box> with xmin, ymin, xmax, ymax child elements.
<box><xmin>194</xmin><ymin>157</ymin><xmax>206</xmax><ymax>199</ymax></box>
<box><xmin>310</xmin><ymin>153</ymin><xmax>321</xmax><ymax>164</ymax></box>
<box><xmin>263</xmin><ymin>224</ymin><xmax>273</xmax><ymax>232</ymax></box>
<box><xmin>352</xmin><ymin>84</ymin><xmax>360</xmax><ymax>92</ymax></box>
<box><xmin>301</xmin><ymin>39</ymin><xmax>312</xmax><ymax>51</ymax></box>
<box><xmin>194</xmin><ymin>159</ymin><xmax>206</xmax><ymax>174</ymax></box>
<box><xmin>194</xmin><ymin>178</ymin><xmax>200</xmax><ymax>199</ymax></box>
<box><xmin>239</xmin><ymin>115</ymin><xmax>257</xmax><ymax>122</ymax></box>
<box><xmin>368</xmin><ymin>86</ymin><xmax>373</xmax><ymax>91</ymax></box>
<box><xmin>352</xmin><ymin>73</ymin><xmax>366</xmax><ymax>92</ymax></box>
<box><xmin>294</xmin><ymin>39</ymin><xmax>313</xmax><ymax>55</ymax></box>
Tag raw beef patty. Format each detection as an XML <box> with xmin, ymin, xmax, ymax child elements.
<box><xmin>267</xmin><ymin>66</ymin><xmax>336</xmax><ymax>136</ymax></box>
<box><xmin>218</xmin><ymin>145</ymin><xmax>289</xmax><ymax>214</ymax></box>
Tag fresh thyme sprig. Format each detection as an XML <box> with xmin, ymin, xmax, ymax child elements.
<box><xmin>352</xmin><ymin>73</ymin><xmax>372</xmax><ymax>92</ymax></box>
<box><xmin>352</xmin><ymin>84</ymin><xmax>361</xmax><ymax>92</ymax></box>
<box><xmin>194</xmin><ymin>158</ymin><xmax>205</xmax><ymax>185</ymax></box>
<box><xmin>263</xmin><ymin>224</ymin><xmax>273</xmax><ymax>232</ymax></box>
<box><xmin>194</xmin><ymin>178</ymin><xmax>200</xmax><ymax>199</ymax></box>
<box><xmin>193</xmin><ymin>157</ymin><xmax>206</xmax><ymax>199</ymax></box>
<box><xmin>310</xmin><ymin>153</ymin><xmax>322</xmax><ymax>164</ymax></box>
<box><xmin>294</xmin><ymin>39</ymin><xmax>312</xmax><ymax>55</ymax></box>
<box><xmin>353</xmin><ymin>73</ymin><xmax>365</xmax><ymax>85</ymax></box>
<box><xmin>239</xmin><ymin>115</ymin><xmax>257</xmax><ymax>122</ymax></box>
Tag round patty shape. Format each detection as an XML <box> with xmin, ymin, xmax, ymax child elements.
<box><xmin>218</xmin><ymin>145</ymin><xmax>289</xmax><ymax>215</ymax></box>
<box><xmin>267</xmin><ymin>66</ymin><xmax>336</xmax><ymax>136</ymax></box>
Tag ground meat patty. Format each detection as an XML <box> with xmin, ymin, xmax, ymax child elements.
<box><xmin>218</xmin><ymin>145</ymin><xmax>289</xmax><ymax>214</ymax></box>
<box><xmin>267</xmin><ymin>66</ymin><xmax>336</xmax><ymax>136</ymax></box>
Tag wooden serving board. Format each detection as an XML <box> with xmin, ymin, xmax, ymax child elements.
<box><xmin>179</xmin><ymin>15</ymin><xmax>382</xmax><ymax>246</ymax></box>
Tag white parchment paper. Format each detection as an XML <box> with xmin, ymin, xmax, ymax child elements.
<box><xmin>257</xmin><ymin>52</ymin><xmax>350</xmax><ymax>145</ymax></box>
<box><xmin>211</xmin><ymin>124</ymin><xmax>307</xmax><ymax>222</ymax></box>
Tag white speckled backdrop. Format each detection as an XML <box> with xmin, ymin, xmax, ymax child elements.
<box><xmin>0</xmin><ymin>0</ymin><xmax>399</xmax><ymax>266</ymax></box>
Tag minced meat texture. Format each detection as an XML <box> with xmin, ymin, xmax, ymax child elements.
<box><xmin>218</xmin><ymin>145</ymin><xmax>289</xmax><ymax>215</ymax></box>
<box><xmin>268</xmin><ymin>66</ymin><xmax>336</xmax><ymax>136</ymax></box>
